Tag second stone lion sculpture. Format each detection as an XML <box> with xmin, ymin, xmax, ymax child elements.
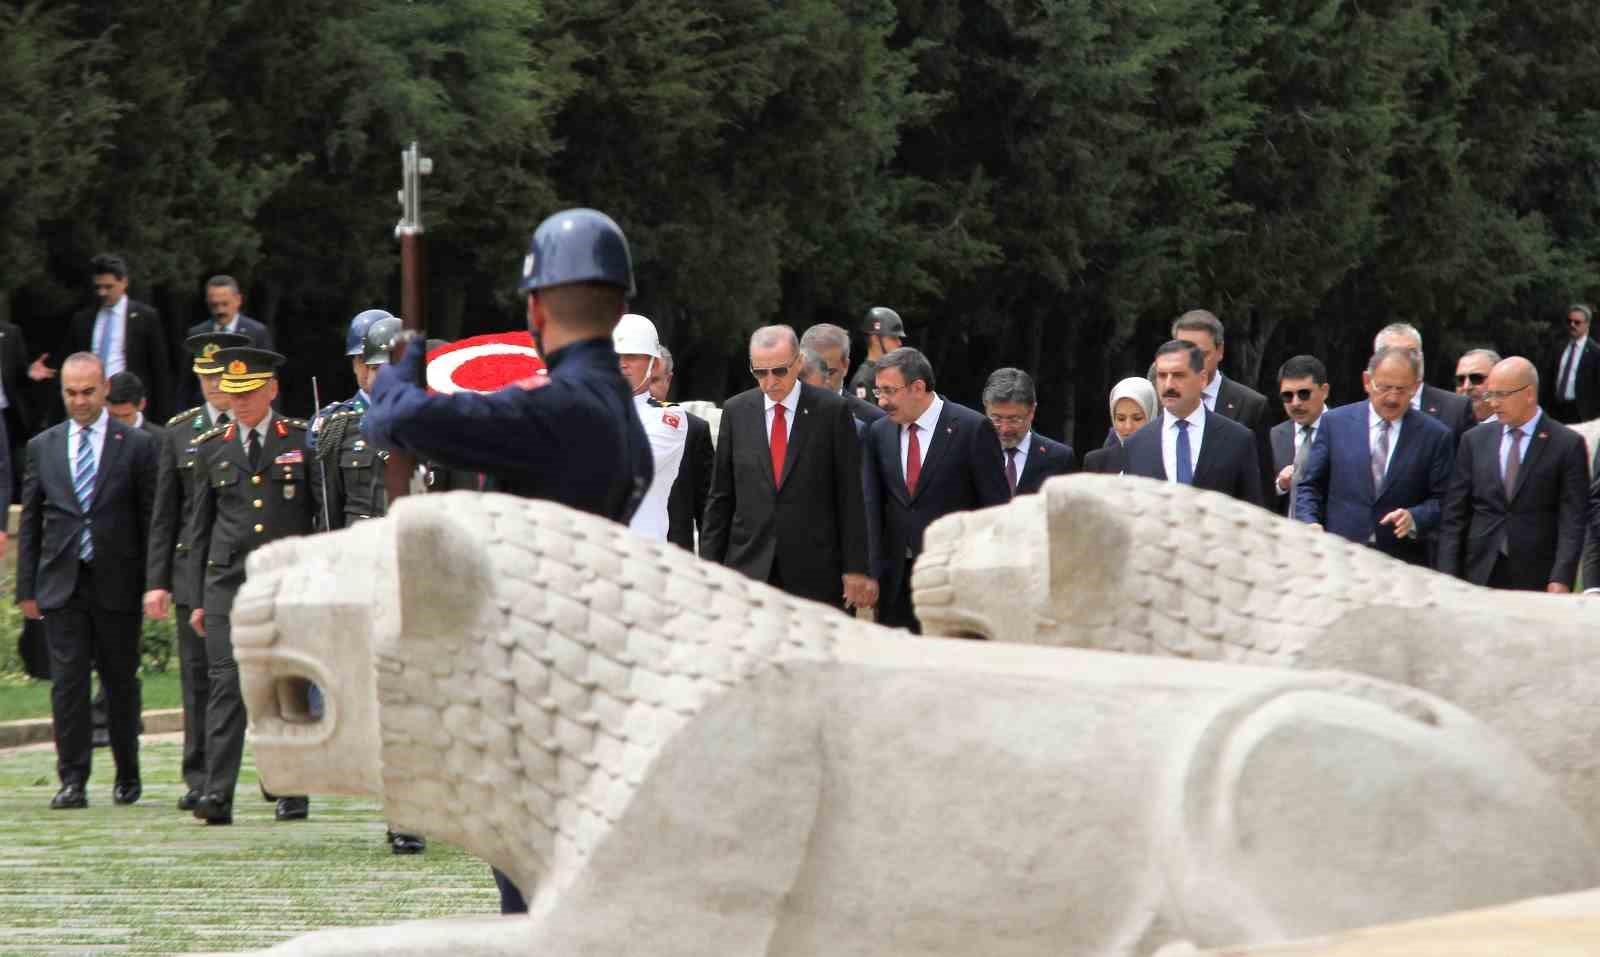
<box><xmin>218</xmin><ymin>492</ymin><xmax>1597</xmax><ymax>957</ymax></box>
<box><xmin>914</xmin><ymin>473</ymin><xmax>1600</xmax><ymax>835</ymax></box>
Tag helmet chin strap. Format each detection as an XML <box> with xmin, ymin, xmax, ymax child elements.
<box><xmin>632</xmin><ymin>355</ymin><xmax>656</xmax><ymax>397</ymax></box>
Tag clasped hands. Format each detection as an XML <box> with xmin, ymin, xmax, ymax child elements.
<box><xmin>843</xmin><ymin>573</ymin><xmax>878</xmax><ymax>610</ymax></box>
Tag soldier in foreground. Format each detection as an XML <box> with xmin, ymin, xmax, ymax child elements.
<box><xmin>142</xmin><ymin>331</ymin><xmax>249</xmax><ymax>811</ymax></box>
<box><xmin>363</xmin><ymin>207</ymin><xmax>653</xmax><ymax>913</ymax></box>
<box><xmin>186</xmin><ymin>348</ymin><xmax>320</xmax><ymax>825</ymax></box>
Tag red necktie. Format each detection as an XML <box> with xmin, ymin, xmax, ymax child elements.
<box><xmin>905</xmin><ymin>423</ymin><xmax>922</xmax><ymax>495</ymax></box>
<box><xmin>771</xmin><ymin>403</ymin><xmax>788</xmax><ymax>487</ymax></box>
<box><xmin>1005</xmin><ymin>447</ymin><xmax>1018</xmax><ymax>493</ymax></box>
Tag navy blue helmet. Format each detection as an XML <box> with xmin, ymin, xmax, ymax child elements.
<box><xmin>518</xmin><ymin>208</ymin><xmax>635</xmax><ymax>297</ymax></box>
<box><xmin>346</xmin><ymin>309</ymin><xmax>396</xmax><ymax>356</ymax></box>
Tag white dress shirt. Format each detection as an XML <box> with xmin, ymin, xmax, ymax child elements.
<box><xmin>1200</xmin><ymin>373</ymin><xmax>1223</xmax><ymax>412</ymax></box>
<box><xmin>239</xmin><ymin>410</ymin><xmax>274</xmax><ymax>452</ymax></box>
<box><xmin>68</xmin><ymin>408</ymin><xmax>110</xmax><ymax>478</ymax></box>
<box><xmin>900</xmin><ymin>394</ymin><xmax>945</xmax><ymax>480</ymax></box>
<box><xmin>94</xmin><ymin>296</ymin><xmax>129</xmax><ymax>377</ymax></box>
<box><xmin>1367</xmin><ymin>404</ymin><xmax>1402</xmax><ymax>476</ymax></box>
<box><xmin>1498</xmin><ymin>409</ymin><xmax>1541</xmax><ymax>478</ymax></box>
<box><xmin>627</xmin><ymin>391</ymin><xmax>687</xmax><ymax>543</ymax></box>
<box><xmin>1006</xmin><ymin>431</ymin><xmax>1033</xmax><ymax>486</ymax></box>
<box><xmin>763</xmin><ymin>379</ymin><xmax>800</xmax><ymax>445</ymax></box>
<box><xmin>1559</xmin><ymin>339</ymin><xmax>1587</xmax><ymax>401</ymax></box>
<box><xmin>1161</xmin><ymin>404</ymin><xmax>1206</xmax><ymax>482</ymax></box>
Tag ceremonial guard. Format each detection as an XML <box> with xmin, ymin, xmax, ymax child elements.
<box><xmin>142</xmin><ymin>331</ymin><xmax>248</xmax><ymax>811</ymax></box>
<box><xmin>364</xmin><ymin>206</ymin><xmax>653</xmax><ymax>915</ymax></box>
<box><xmin>848</xmin><ymin>306</ymin><xmax>908</xmax><ymax>400</ymax></box>
<box><xmin>186</xmin><ymin>348</ymin><xmax>320</xmax><ymax>825</ymax></box>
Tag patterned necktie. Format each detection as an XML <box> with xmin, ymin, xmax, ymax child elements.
<box><xmin>1174</xmin><ymin>419</ymin><xmax>1193</xmax><ymax>485</ymax></box>
<box><xmin>770</xmin><ymin>403</ymin><xmax>787</xmax><ymax>487</ymax></box>
<box><xmin>1289</xmin><ymin>425</ymin><xmax>1314</xmax><ymax>519</ymax></box>
<box><xmin>1371</xmin><ymin>419</ymin><xmax>1391</xmax><ymax>489</ymax></box>
<box><xmin>1005</xmin><ymin>447</ymin><xmax>1019</xmax><ymax>493</ymax></box>
<box><xmin>247</xmin><ymin>428</ymin><xmax>262</xmax><ymax>470</ymax></box>
<box><xmin>905</xmin><ymin>423</ymin><xmax>922</xmax><ymax>495</ymax></box>
<box><xmin>73</xmin><ymin>427</ymin><xmax>95</xmax><ymax>561</ymax></box>
<box><xmin>1503</xmin><ymin>428</ymin><xmax>1523</xmax><ymax>499</ymax></box>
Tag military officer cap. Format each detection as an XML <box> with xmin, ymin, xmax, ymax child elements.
<box><xmin>216</xmin><ymin>347</ymin><xmax>286</xmax><ymax>394</ymax></box>
<box><xmin>186</xmin><ymin>331</ymin><xmax>252</xmax><ymax>375</ymax></box>
<box><xmin>863</xmin><ymin>306</ymin><xmax>908</xmax><ymax>339</ymax></box>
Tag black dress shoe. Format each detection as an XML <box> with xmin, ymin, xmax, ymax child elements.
<box><xmin>112</xmin><ymin>780</ymin><xmax>142</xmax><ymax>805</ymax></box>
<box><xmin>193</xmin><ymin>792</ymin><xmax>233</xmax><ymax>825</ymax></box>
<box><xmin>177</xmin><ymin>788</ymin><xmax>203</xmax><ymax>811</ymax></box>
<box><xmin>275</xmin><ymin>796</ymin><xmax>309</xmax><ymax>821</ymax></box>
<box><xmin>387</xmin><ymin>830</ymin><xmax>426</xmax><ymax>855</ymax></box>
<box><xmin>50</xmin><ymin>783</ymin><xmax>87</xmax><ymax>810</ymax></box>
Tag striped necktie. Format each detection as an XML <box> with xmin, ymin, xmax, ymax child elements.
<box><xmin>73</xmin><ymin>426</ymin><xmax>96</xmax><ymax>561</ymax></box>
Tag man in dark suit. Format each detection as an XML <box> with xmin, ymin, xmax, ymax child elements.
<box><xmin>1124</xmin><ymin>340</ymin><xmax>1264</xmax><ymax>508</ymax></box>
<box><xmin>1373</xmin><ymin>323</ymin><xmax>1473</xmax><ymax>442</ymax></box>
<box><xmin>1171</xmin><ymin>309</ymin><xmax>1273</xmax><ymax>490</ymax></box>
<box><xmin>16</xmin><ymin>353</ymin><xmax>159</xmax><ymax>810</ymax></box>
<box><xmin>980</xmin><ymin>367</ymin><xmax>1076</xmax><ymax>494</ymax></box>
<box><xmin>176</xmin><ymin>276</ymin><xmax>276</xmax><ymax>414</ymax></box>
<box><xmin>1438</xmin><ymin>357</ymin><xmax>1587</xmax><ymax>591</ymax></box>
<box><xmin>702</xmin><ymin>325</ymin><xmax>870</xmax><ymax>610</ymax></box>
<box><xmin>862</xmin><ymin>347</ymin><xmax>1011</xmax><ymax>631</ymax></box>
<box><xmin>801</xmin><ymin>323</ymin><xmax>887</xmax><ymax>433</ymax></box>
<box><xmin>0</xmin><ymin>318</ymin><xmax>38</xmax><ymax>501</ymax></box>
<box><xmin>49</xmin><ymin>254</ymin><xmax>173</xmax><ymax>425</ymax></box>
<box><xmin>1539</xmin><ymin>303</ymin><xmax>1600</xmax><ymax>425</ymax></box>
<box><xmin>106</xmin><ymin>372</ymin><xmax>163</xmax><ymax>437</ymax></box>
<box><xmin>651</xmin><ymin>346</ymin><xmax>714</xmax><ymax>553</ymax></box>
<box><xmin>1268</xmin><ymin>355</ymin><xmax>1332</xmax><ymax>518</ymax></box>
<box><xmin>1294</xmin><ymin>347</ymin><xmax>1455</xmax><ymax>566</ymax></box>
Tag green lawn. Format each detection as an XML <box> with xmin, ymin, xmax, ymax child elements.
<box><xmin>0</xmin><ymin>740</ymin><xmax>499</xmax><ymax>955</ymax></box>
<box><xmin>0</xmin><ymin>670</ymin><xmax>183</xmax><ymax>723</ymax></box>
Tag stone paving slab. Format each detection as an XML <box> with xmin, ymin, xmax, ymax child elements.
<box><xmin>0</xmin><ymin>740</ymin><xmax>498</xmax><ymax>955</ymax></box>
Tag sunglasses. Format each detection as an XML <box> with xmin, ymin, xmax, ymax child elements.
<box><xmin>1454</xmin><ymin>372</ymin><xmax>1487</xmax><ymax>386</ymax></box>
<box><xmin>749</xmin><ymin>356</ymin><xmax>797</xmax><ymax>380</ymax></box>
<box><xmin>1279</xmin><ymin>388</ymin><xmax>1316</xmax><ymax>403</ymax></box>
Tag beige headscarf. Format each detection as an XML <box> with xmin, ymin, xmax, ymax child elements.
<box><xmin>1108</xmin><ymin>377</ymin><xmax>1158</xmax><ymax>443</ymax></box>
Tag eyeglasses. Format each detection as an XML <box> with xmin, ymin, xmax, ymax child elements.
<box><xmin>1279</xmin><ymin>388</ymin><xmax>1316</xmax><ymax>403</ymax></box>
<box><xmin>987</xmin><ymin>413</ymin><xmax>1029</xmax><ymax>428</ymax></box>
<box><xmin>1369</xmin><ymin>383</ymin><xmax>1413</xmax><ymax>396</ymax></box>
<box><xmin>873</xmin><ymin>385</ymin><xmax>908</xmax><ymax>399</ymax></box>
<box><xmin>749</xmin><ymin>356</ymin><xmax>797</xmax><ymax>380</ymax></box>
<box><xmin>1570</xmin><ymin>318</ymin><xmax>1589</xmax><ymax>326</ymax></box>
<box><xmin>1454</xmin><ymin>372</ymin><xmax>1487</xmax><ymax>386</ymax></box>
<box><xmin>1482</xmin><ymin>384</ymin><xmax>1532</xmax><ymax>402</ymax></box>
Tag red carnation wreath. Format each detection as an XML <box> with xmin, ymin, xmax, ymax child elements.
<box><xmin>425</xmin><ymin>331</ymin><xmax>547</xmax><ymax>394</ymax></box>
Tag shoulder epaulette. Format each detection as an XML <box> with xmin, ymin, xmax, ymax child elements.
<box><xmin>281</xmin><ymin>417</ymin><xmax>308</xmax><ymax>430</ymax></box>
<box><xmin>167</xmin><ymin>405</ymin><xmax>204</xmax><ymax>428</ymax></box>
<box><xmin>330</xmin><ymin>408</ymin><xmax>365</xmax><ymax>420</ymax></box>
<box><xmin>194</xmin><ymin>424</ymin><xmax>229</xmax><ymax>444</ymax></box>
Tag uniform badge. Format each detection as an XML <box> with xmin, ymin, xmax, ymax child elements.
<box><xmin>275</xmin><ymin>450</ymin><xmax>304</xmax><ymax>464</ymax></box>
<box><xmin>662</xmin><ymin>412</ymin><xmax>681</xmax><ymax>429</ymax></box>
<box><xmin>274</xmin><ymin>420</ymin><xmax>289</xmax><ymax>438</ymax></box>
<box><xmin>284</xmin><ymin>485</ymin><xmax>296</xmax><ymax>500</ymax></box>
<box><xmin>353</xmin><ymin>440</ymin><xmax>365</xmax><ymax>451</ymax></box>
<box><xmin>227</xmin><ymin>360</ymin><xmax>247</xmax><ymax>375</ymax></box>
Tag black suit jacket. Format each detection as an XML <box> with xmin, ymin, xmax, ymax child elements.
<box><xmin>1268</xmin><ymin>413</ymin><xmax>1334</xmax><ymax>518</ymax></box>
<box><xmin>1082</xmin><ymin>443</ymin><xmax>1126</xmax><ymax>474</ymax></box>
<box><xmin>862</xmin><ymin>399</ymin><xmax>1012</xmax><ymax>602</ymax></box>
<box><xmin>1014</xmin><ymin>433</ymin><xmax>1077</xmax><ymax>494</ymax></box>
<box><xmin>1437</xmin><ymin>414</ymin><xmax>1588</xmax><ymax>589</ymax></box>
<box><xmin>0</xmin><ymin>320</ymin><xmax>38</xmax><ymax>437</ymax></box>
<box><xmin>177</xmin><ymin>315</ymin><xmax>275</xmax><ymax>412</ymax></box>
<box><xmin>1213</xmin><ymin>375</ymin><xmax>1274</xmax><ymax>494</ymax></box>
<box><xmin>666</xmin><ymin>411</ymin><xmax>713</xmax><ymax>553</ymax></box>
<box><xmin>701</xmin><ymin>384</ymin><xmax>867</xmax><ymax>606</ymax></box>
<box><xmin>846</xmin><ymin>392</ymin><xmax>887</xmax><ymax>427</ymax></box>
<box><xmin>1540</xmin><ymin>337</ymin><xmax>1600</xmax><ymax>423</ymax></box>
<box><xmin>1418</xmin><ymin>384</ymin><xmax>1474</xmax><ymax>442</ymax></box>
<box><xmin>17</xmin><ymin>416</ymin><xmax>158</xmax><ymax>612</ymax></box>
<box><xmin>1122</xmin><ymin>410</ymin><xmax>1265</xmax><ymax>508</ymax></box>
<box><xmin>67</xmin><ymin>299</ymin><xmax>173</xmax><ymax>423</ymax></box>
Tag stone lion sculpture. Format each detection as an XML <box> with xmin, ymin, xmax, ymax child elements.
<box><xmin>912</xmin><ymin>473</ymin><xmax>1600</xmax><ymax>833</ymax></box>
<box><xmin>216</xmin><ymin>492</ymin><xmax>1597</xmax><ymax>957</ymax></box>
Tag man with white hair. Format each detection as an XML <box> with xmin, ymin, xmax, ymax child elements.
<box><xmin>614</xmin><ymin>314</ymin><xmax>687</xmax><ymax>542</ymax></box>
<box><xmin>1372</xmin><ymin>322</ymin><xmax>1473</xmax><ymax>441</ymax></box>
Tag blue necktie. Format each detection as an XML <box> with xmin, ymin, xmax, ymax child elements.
<box><xmin>73</xmin><ymin>427</ymin><xmax>96</xmax><ymax>561</ymax></box>
<box><xmin>1175</xmin><ymin>419</ymin><xmax>1193</xmax><ymax>485</ymax></box>
<box><xmin>93</xmin><ymin>309</ymin><xmax>112</xmax><ymax>363</ymax></box>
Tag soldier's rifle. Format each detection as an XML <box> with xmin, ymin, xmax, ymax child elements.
<box><xmin>387</xmin><ymin>141</ymin><xmax>432</xmax><ymax>502</ymax></box>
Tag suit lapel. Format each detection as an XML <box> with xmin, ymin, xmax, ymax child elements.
<box><xmin>1213</xmin><ymin>380</ymin><xmax>1240</xmax><ymax>421</ymax></box>
<box><xmin>884</xmin><ymin>422</ymin><xmax>911</xmax><ymax>506</ymax></box>
<box><xmin>1509</xmin><ymin>422</ymin><xmax>1551</xmax><ymax>502</ymax></box>
<box><xmin>776</xmin><ymin>389</ymin><xmax>815</xmax><ymax>491</ymax></box>
<box><xmin>1376</xmin><ymin>411</ymin><xmax>1417</xmax><ymax>498</ymax></box>
<box><xmin>1191</xmin><ymin>414</ymin><xmax>1219</xmax><ymax>487</ymax></box>
<box><xmin>910</xmin><ymin>402</ymin><xmax>957</xmax><ymax>503</ymax></box>
<box><xmin>1017</xmin><ymin>441</ymin><xmax>1047</xmax><ymax>491</ymax></box>
<box><xmin>49</xmin><ymin>427</ymin><xmax>77</xmax><ymax>514</ymax></box>
<box><xmin>742</xmin><ymin>398</ymin><xmax>777</xmax><ymax>494</ymax></box>
<box><xmin>91</xmin><ymin>419</ymin><xmax>128</xmax><ymax>503</ymax></box>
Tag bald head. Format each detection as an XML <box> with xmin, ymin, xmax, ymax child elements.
<box><xmin>1485</xmin><ymin>356</ymin><xmax>1539</xmax><ymax>428</ymax></box>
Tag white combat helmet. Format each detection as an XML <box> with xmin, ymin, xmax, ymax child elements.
<box><xmin>613</xmin><ymin>313</ymin><xmax>661</xmax><ymax>357</ymax></box>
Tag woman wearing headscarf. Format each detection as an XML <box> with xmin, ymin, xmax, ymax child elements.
<box><xmin>1083</xmin><ymin>376</ymin><xmax>1157</xmax><ymax>474</ymax></box>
